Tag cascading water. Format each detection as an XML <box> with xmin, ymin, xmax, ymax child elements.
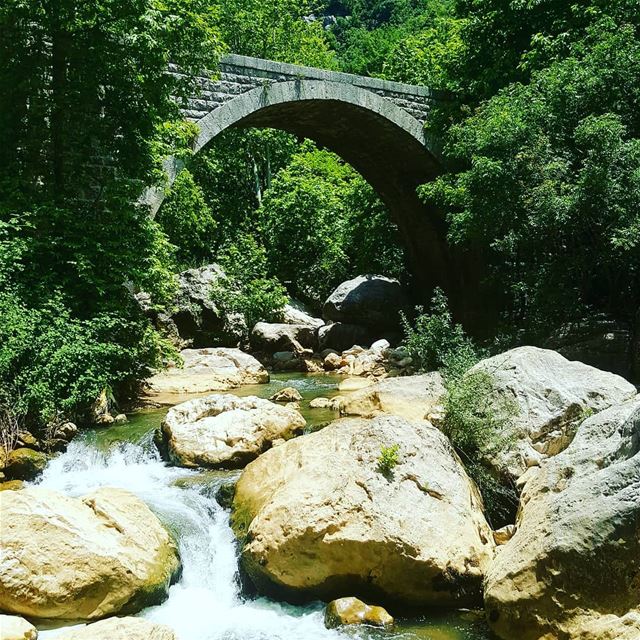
<box><xmin>35</xmin><ymin>436</ymin><xmax>348</xmax><ymax>640</ymax></box>
<box><xmin>31</xmin><ymin>373</ymin><xmax>489</xmax><ymax>640</ymax></box>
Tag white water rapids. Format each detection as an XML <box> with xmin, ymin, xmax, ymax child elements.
<box><xmin>35</xmin><ymin>437</ymin><xmax>355</xmax><ymax>640</ymax></box>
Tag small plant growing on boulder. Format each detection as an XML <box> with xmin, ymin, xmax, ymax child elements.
<box><xmin>377</xmin><ymin>444</ymin><xmax>400</xmax><ymax>475</ymax></box>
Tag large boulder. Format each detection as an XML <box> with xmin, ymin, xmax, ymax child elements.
<box><xmin>250</xmin><ymin>322</ymin><xmax>317</xmax><ymax>353</ymax></box>
<box><xmin>136</xmin><ymin>264</ymin><xmax>243</xmax><ymax>348</ymax></box>
<box><xmin>471</xmin><ymin>346</ymin><xmax>636</xmax><ymax>483</ymax></box>
<box><xmin>317</xmin><ymin>323</ymin><xmax>380</xmax><ymax>353</ymax></box>
<box><xmin>54</xmin><ymin>617</ymin><xmax>176</xmax><ymax>640</ymax></box>
<box><xmin>281</xmin><ymin>299</ymin><xmax>324</xmax><ymax>328</ymax></box>
<box><xmin>0</xmin><ymin>615</ymin><xmax>37</xmax><ymax>640</ymax></box>
<box><xmin>232</xmin><ymin>416</ymin><xmax>493</xmax><ymax>608</ymax></box>
<box><xmin>160</xmin><ymin>394</ymin><xmax>306</xmax><ymax>469</ymax></box>
<box><xmin>484</xmin><ymin>396</ymin><xmax>640</xmax><ymax>640</ymax></box>
<box><xmin>340</xmin><ymin>373</ymin><xmax>446</xmax><ymax>423</ymax></box>
<box><xmin>0</xmin><ymin>487</ymin><xmax>180</xmax><ymax>621</ymax></box>
<box><xmin>323</xmin><ymin>275</ymin><xmax>407</xmax><ymax>329</ymax></box>
<box><xmin>146</xmin><ymin>348</ymin><xmax>268</xmax><ymax>402</ymax></box>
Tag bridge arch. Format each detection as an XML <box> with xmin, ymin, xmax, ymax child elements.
<box><xmin>144</xmin><ymin>57</ymin><xmax>482</xmax><ymax>318</ymax></box>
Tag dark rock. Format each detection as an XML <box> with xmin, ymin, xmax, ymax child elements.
<box><xmin>136</xmin><ymin>264</ymin><xmax>245</xmax><ymax>348</ymax></box>
<box><xmin>323</xmin><ymin>275</ymin><xmax>407</xmax><ymax>329</ymax></box>
<box><xmin>250</xmin><ymin>322</ymin><xmax>317</xmax><ymax>353</ymax></box>
<box><xmin>3</xmin><ymin>448</ymin><xmax>48</xmax><ymax>481</ymax></box>
<box><xmin>318</xmin><ymin>323</ymin><xmax>380</xmax><ymax>353</ymax></box>
<box><xmin>545</xmin><ymin>316</ymin><xmax>633</xmax><ymax>379</ymax></box>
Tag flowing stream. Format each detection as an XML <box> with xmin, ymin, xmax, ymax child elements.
<box><xmin>33</xmin><ymin>374</ymin><xmax>492</xmax><ymax>640</ymax></box>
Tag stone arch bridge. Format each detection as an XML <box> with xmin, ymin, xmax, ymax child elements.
<box><xmin>145</xmin><ymin>54</ymin><xmax>483</xmax><ymax>322</ymax></box>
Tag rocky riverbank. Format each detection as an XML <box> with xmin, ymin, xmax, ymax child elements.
<box><xmin>1</xmin><ymin>265</ymin><xmax>638</xmax><ymax>639</ymax></box>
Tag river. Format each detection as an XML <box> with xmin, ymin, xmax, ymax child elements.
<box><xmin>33</xmin><ymin>373</ymin><xmax>493</xmax><ymax>640</ymax></box>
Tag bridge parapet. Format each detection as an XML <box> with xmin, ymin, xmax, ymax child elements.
<box><xmin>175</xmin><ymin>54</ymin><xmax>437</xmax><ymax>125</ymax></box>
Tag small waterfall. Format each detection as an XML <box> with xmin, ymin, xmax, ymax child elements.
<box><xmin>34</xmin><ymin>438</ymin><xmax>361</xmax><ymax>640</ymax></box>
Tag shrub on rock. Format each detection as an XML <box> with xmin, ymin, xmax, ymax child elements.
<box><xmin>232</xmin><ymin>415</ymin><xmax>493</xmax><ymax>608</ymax></box>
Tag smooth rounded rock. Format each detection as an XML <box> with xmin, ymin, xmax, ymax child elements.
<box><xmin>323</xmin><ymin>275</ymin><xmax>407</xmax><ymax>328</ymax></box>
<box><xmin>0</xmin><ymin>487</ymin><xmax>180</xmax><ymax>621</ymax></box>
<box><xmin>146</xmin><ymin>348</ymin><xmax>268</xmax><ymax>402</ymax></box>
<box><xmin>2</xmin><ymin>448</ymin><xmax>48</xmax><ymax>481</ymax></box>
<box><xmin>324</xmin><ymin>597</ymin><xmax>394</xmax><ymax>629</ymax></box>
<box><xmin>232</xmin><ymin>415</ymin><xmax>493</xmax><ymax>607</ymax></box>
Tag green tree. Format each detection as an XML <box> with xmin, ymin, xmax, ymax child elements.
<box><xmin>0</xmin><ymin>0</ymin><xmax>222</xmax><ymax>428</ymax></box>
<box><xmin>219</xmin><ymin>0</ymin><xmax>337</xmax><ymax>67</ymax></box>
<box><xmin>422</xmin><ymin>18</ymin><xmax>640</xmax><ymax>331</ymax></box>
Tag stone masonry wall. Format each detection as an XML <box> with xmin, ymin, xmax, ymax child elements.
<box><xmin>172</xmin><ymin>54</ymin><xmax>437</xmax><ymax>125</ymax></box>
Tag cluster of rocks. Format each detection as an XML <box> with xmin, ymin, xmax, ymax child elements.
<box><xmin>137</xmin><ymin>266</ymin><xmax>412</xmax><ymax>377</ymax></box>
<box><xmin>2</xmin><ymin>344</ymin><xmax>637</xmax><ymax>639</ymax></box>
<box><xmin>254</xmin><ymin>275</ymin><xmax>409</xmax><ymax>373</ymax></box>
<box><xmin>0</xmin><ymin>421</ymin><xmax>78</xmax><ymax>486</ymax></box>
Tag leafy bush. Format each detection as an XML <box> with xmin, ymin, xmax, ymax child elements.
<box><xmin>157</xmin><ymin>170</ymin><xmax>218</xmax><ymax>269</ymax></box>
<box><xmin>401</xmin><ymin>288</ymin><xmax>518</xmax><ymax>525</ymax></box>
<box><xmin>0</xmin><ymin>292</ymin><xmax>169</xmax><ymax>429</ymax></box>
<box><xmin>441</xmin><ymin>367</ymin><xmax>518</xmax><ymax>526</ymax></box>
<box><xmin>377</xmin><ymin>444</ymin><xmax>400</xmax><ymax>475</ymax></box>
<box><xmin>210</xmin><ymin>234</ymin><xmax>288</xmax><ymax>335</ymax></box>
<box><xmin>401</xmin><ymin>288</ymin><xmax>479</xmax><ymax>373</ymax></box>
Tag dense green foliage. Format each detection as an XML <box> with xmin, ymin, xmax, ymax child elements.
<box><xmin>0</xmin><ymin>0</ymin><xmax>221</xmax><ymax>428</ymax></box>
<box><xmin>259</xmin><ymin>145</ymin><xmax>405</xmax><ymax>304</ymax></box>
<box><xmin>401</xmin><ymin>288</ymin><xmax>477</xmax><ymax>374</ymax></box>
<box><xmin>401</xmin><ymin>290</ymin><xmax>518</xmax><ymax>524</ymax></box>
<box><xmin>210</xmin><ymin>235</ymin><xmax>288</xmax><ymax>337</ymax></box>
<box><xmin>2</xmin><ymin>0</ymin><xmax>638</xmax><ymax>434</ymax></box>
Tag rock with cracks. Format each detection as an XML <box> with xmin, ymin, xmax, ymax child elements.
<box><xmin>484</xmin><ymin>396</ymin><xmax>640</xmax><ymax>640</ymax></box>
<box><xmin>0</xmin><ymin>487</ymin><xmax>180</xmax><ymax>621</ymax></box>
<box><xmin>232</xmin><ymin>415</ymin><xmax>493</xmax><ymax>608</ymax></box>
<box><xmin>161</xmin><ymin>394</ymin><xmax>306</xmax><ymax>469</ymax></box>
<box><xmin>340</xmin><ymin>373</ymin><xmax>445</xmax><ymax>423</ymax></box>
<box><xmin>470</xmin><ymin>346</ymin><xmax>636</xmax><ymax>483</ymax></box>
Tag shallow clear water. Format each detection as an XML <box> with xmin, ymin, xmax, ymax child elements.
<box><xmin>34</xmin><ymin>373</ymin><xmax>492</xmax><ymax>640</ymax></box>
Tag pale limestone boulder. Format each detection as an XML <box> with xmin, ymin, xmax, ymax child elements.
<box><xmin>232</xmin><ymin>416</ymin><xmax>494</xmax><ymax>607</ymax></box>
<box><xmin>340</xmin><ymin>373</ymin><xmax>445</xmax><ymax>423</ymax></box>
<box><xmin>471</xmin><ymin>346</ymin><xmax>636</xmax><ymax>483</ymax></box>
<box><xmin>146</xmin><ymin>348</ymin><xmax>268</xmax><ymax>402</ymax></box>
<box><xmin>0</xmin><ymin>487</ymin><xmax>179</xmax><ymax>621</ymax></box>
<box><xmin>161</xmin><ymin>394</ymin><xmax>306</xmax><ymax>469</ymax></box>
<box><xmin>324</xmin><ymin>597</ymin><xmax>394</xmax><ymax>629</ymax></box>
<box><xmin>269</xmin><ymin>387</ymin><xmax>303</xmax><ymax>403</ymax></box>
<box><xmin>485</xmin><ymin>396</ymin><xmax>640</xmax><ymax>640</ymax></box>
<box><xmin>0</xmin><ymin>615</ymin><xmax>37</xmax><ymax>640</ymax></box>
<box><xmin>54</xmin><ymin>617</ymin><xmax>176</xmax><ymax>640</ymax></box>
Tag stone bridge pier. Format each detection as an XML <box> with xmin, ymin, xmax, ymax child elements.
<box><xmin>145</xmin><ymin>55</ymin><xmax>486</xmax><ymax>326</ymax></box>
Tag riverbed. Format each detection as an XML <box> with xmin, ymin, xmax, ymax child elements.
<box><xmin>34</xmin><ymin>373</ymin><xmax>493</xmax><ymax>640</ymax></box>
